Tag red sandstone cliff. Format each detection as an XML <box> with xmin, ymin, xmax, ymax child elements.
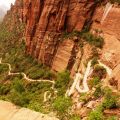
<box><xmin>3</xmin><ymin>0</ymin><xmax>120</xmax><ymax>89</ymax></box>
<box><xmin>4</xmin><ymin>0</ymin><xmax>97</xmax><ymax>70</ymax></box>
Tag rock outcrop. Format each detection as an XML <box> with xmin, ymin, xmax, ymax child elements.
<box><xmin>4</xmin><ymin>0</ymin><xmax>96</xmax><ymax>70</ymax></box>
<box><xmin>0</xmin><ymin>100</ymin><xmax>59</xmax><ymax>120</ymax></box>
<box><xmin>91</xmin><ymin>5</ymin><xmax>120</xmax><ymax>90</ymax></box>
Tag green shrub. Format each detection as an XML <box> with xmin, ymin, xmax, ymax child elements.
<box><xmin>28</xmin><ymin>69</ymin><xmax>45</xmax><ymax>79</ymax></box>
<box><xmin>55</xmin><ymin>71</ymin><xmax>70</xmax><ymax>95</ymax></box>
<box><xmin>107</xmin><ymin>116</ymin><xmax>118</xmax><ymax>120</ymax></box>
<box><xmin>89</xmin><ymin>77</ymin><xmax>100</xmax><ymax>88</ymax></box>
<box><xmin>88</xmin><ymin>106</ymin><xmax>104</xmax><ymax>120</ymax></box>
<box><xmin>27</xmin><ymin>65</ymin><xmax>53</xmax><ymax>79</ymax></box>
<box><xmin>102</xmin><ymin>89</ymin><xmax>118</xmax><ymax>109</ymax></box>
<box><xmin>55</xmin><ymin>71</ymin><xmax>70</xmax><ymax>88</ymax></box>
<box><xmin>82</xmin><ymin>32</ymin><xmax>104</xmax><ymax>48</ymax></box>
<box><xmin>102</xmin><ymin>88</ymin><xmax>119</xmax><ymax>109</ymax></box>
<box><xmin>26</xmin><ymin>82</ymin><xmax>52</xmax><ymax>93</ymax></box>
<box><xmin>93</xmin><ymin>85</ymin><xmax>104</xmax><ymax>98</ymax></box>
<box><xmin>0</xmin><ymin>84</ymin><xmax>10</xmax><ymax>95</ymax></box>
<box><xmin>61</xmin><ymin>30</ymin><xmax>104</xmax><ymax>48</ymax></box>
<box><xmin>43</xmin><ymin>71</ymin><xmax>53</xmax><ymax>79</ymax></box>
<box><xmin>0</xmin><ymin>64</ymin><xmax>9</xmax><ymax>74</ymax></box>
<box><xmin>27</xmin><ymin>101</ymin><xmax>45</xmax><ymax>113</ymax></box>
<box><xmin>12</xmin><ymin>80</ymin><xmax>25</xmax><ymax>93</ymax></box>
<box><xmin>91</xmin><ymin>57</ymin><xmax>99</xmax><ymax>66</ymax></box>
<box><xmin>53</xmin><ymin>96</ymin><xmax>72</xmax><ymax>114</ymax></box>
<box><xmin>10</xmin><ymin>92</ymin><xmax>30</xmax><ymax>107</ymax></box>
<box><xmin>79</xmin><ymin>93</ymin><xmax>90</xmax><ymax>103</ymax></box>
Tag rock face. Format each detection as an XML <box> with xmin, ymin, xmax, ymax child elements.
<box><xmin>4</xmin><ymin>0</ymin><xmax>120</xmax><ymax>88</ymax></box>
<box><xmin>91</xmin><ymin>5</ymin><xmax>120</xmax><ymax>90</ymax></box>
<box><xmin>4</xmin><ymin>0</ymin><xmax>96</xmax><ymax>71</ymax></box>
<box><xmin>0</xmin><ymin>100</ymin><xmax>59</xmax><ymax>120</ymax></box>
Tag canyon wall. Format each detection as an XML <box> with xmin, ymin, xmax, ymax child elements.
<box><xmin>3</xmin><ymin>0</ymin><xmax>120</xmax><ymax>88</ymax></box>
<box><xmin>4</xmin><ymin>0</ymin><xmax>96</xmax><ymax>71</ymax></box>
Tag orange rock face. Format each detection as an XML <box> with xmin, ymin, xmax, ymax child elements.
<box><xmin>4</xmin><ymin>0</ymin><xmax>120</xmax><ymax>85</ymax></box>
<box><xmin>6</xmin><ymin>0</ymin><xmax>95</xmax><ymax>72</ymax></box>
<box><xmin>91</xmin><ymin>5</ymin><xmax>120</xmax><ymax>90</ymax></box>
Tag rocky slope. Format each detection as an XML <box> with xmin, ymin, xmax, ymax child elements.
<box><xmin>3</xmin><ymin>0</ymin><xmax>120</xmax><ymax>91</ymax></box>
<box><xmin>0</xmin><ymin>100</ymin><xmax>58</xmax><ymax>120</ymax></box>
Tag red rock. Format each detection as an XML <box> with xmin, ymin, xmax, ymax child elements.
<box><xmin>4</xmin><ymin>0</ymin><xmax>95</xmax><ymax>71</ymax></box>
<box><xmin>3</xmin><ymin>1</ymin><xmax>120</xmax><ymax>90</ymax></box>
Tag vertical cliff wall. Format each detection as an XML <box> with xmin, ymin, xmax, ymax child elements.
<box><xmin>4</xmin><ymin>0</ymin><xmax>98</xmax><ymax>71</ymax></box>
<box><xmin>3</xmin><ymin>0</ymin><xmax>120</xmax><ymax>84</ymax></box>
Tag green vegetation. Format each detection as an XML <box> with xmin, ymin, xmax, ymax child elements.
<box><xmin>62</xmin><ymin>30</ymin><xmax>104</xmax><ymax>48</ymax></box>
<box><xmin>0</xmin><ymin>64</ymin><xmax>9</xmax><ymax>74</ymax></box>
<box><xmin>88</xmin><ymin>106</ymin><xmax>104</xmax><ymax>120</ymax></box>
<box><xmin>0</xmin><ymin>74</ymin><xmax>53</xmax><ymax>111</ymax></box>
<box><xmin>53</xmin><ymin>96</ymin><xmax>72</xmax><ymax>114</ymax></box>
<box><xmin>102</xmin><ymin>88</ymin><xmax>118</xmax><ymax>109</ymax></box>
<box><xmin>0</xmin><ymin>19</ymin><xmax>74</xmax><ymax>119</ymax></box>
<box><xmin>0</xmin><ymin>21</ymin><xmax>53</xmax><ymax>79</ymax></box>
<box><xmin>89</xmin><ymin>77</ymin><xmax>101</xmax><ymax>88</ymax></box>
<box><xmin>0</xmin><ymin>7</ymin><xmax>119</xmax><ymax>120</ymax></box>
<box><xmin>12</xmin><ymin>80</ymin><xmax>25</xmax><ymax>93</ymax></box>
<box><xmin>55</xmin><ymin>70</ymin><xmax>70</xmax><ymax>96</ymax></box>
<box><xmin>79</xmin><ymin>93</ymin><xmax>91</xmax><ymax>103</ymax></box>
<box><xmin>0</xmin><ymin>64</ymin><xmax>9</xmax><ymax>81</ymax></box>
<box><xmin>0</xmin><ymin>84</ymin><xmax>11</xmax><ymax>95</ymax></box>
<box><xmin>107</xmin><ymin>116</ymin><xmax>118</xmax><ymax>120</ymax></box>
<box><xmin>82</xmin><ymin>32</ymin><xmax>104</xmax><ymax>48</ymax></box>
<box><xmin>91</xmin><ymin>57</ymin><xmax>99</xmax><ymax>66</ymax></box>
<box><xmin>93</xmin><ymin>85</ymin><xmax>104</xmax><ymax>98</ymax></box>
<box><xmin>27</xmin><ymin>66</ymin><xmax>53</xmax><ymax>80</ymax></box>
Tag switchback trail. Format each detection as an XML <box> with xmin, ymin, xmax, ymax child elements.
<box><xmin>68</xmin><ymin>60</ymin><xmax>92</xmax><ymax>96</ymax></box>
<box><xmin>0</xmin><ymin>58</ymin><xmax>55</xmax><ymax>102</ymax></box>
<box><xmin>68</xmin><ymin>59</ymin><xmax>118</xmax><ymax>96</ymax></box>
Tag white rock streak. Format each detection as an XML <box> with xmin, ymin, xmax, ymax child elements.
<box><xmin>101</xmin><ymin>2</ymin><xmax>113</xmax><ymax>24</ymax></box>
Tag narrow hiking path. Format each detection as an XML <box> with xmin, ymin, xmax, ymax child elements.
<box><xmin>0</xmin><ymin>57</ymin><xmax>118</xmax><ymax>98</ymax></box>
<box><xmin>0</xmin><ymin>58</ymin><xmax>55</xmax><ymax>102</ymax></box>
<box><xmin>68</xmin><ymin>59</ymin><xmax>118</xmax><ymax>96</ymax></box>
<box><xmin>0</xmin><ymin>58</ymin><xmax>55</xmax><ymax>85</ymax></box>
<box><xmin>68</xmin><ymin>60</ymin><xmax>92</xmax><ymax>96</ymax></box>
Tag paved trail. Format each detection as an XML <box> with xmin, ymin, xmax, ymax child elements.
<box><xmin>68</xmin><ymin>60</ymin><xmax>92</xmax><ymax>96</ymax></box>
<box><xmin>0</xmin><ymin>58</ymin><xmax>55</xmax><ymax>102</ymax></box>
